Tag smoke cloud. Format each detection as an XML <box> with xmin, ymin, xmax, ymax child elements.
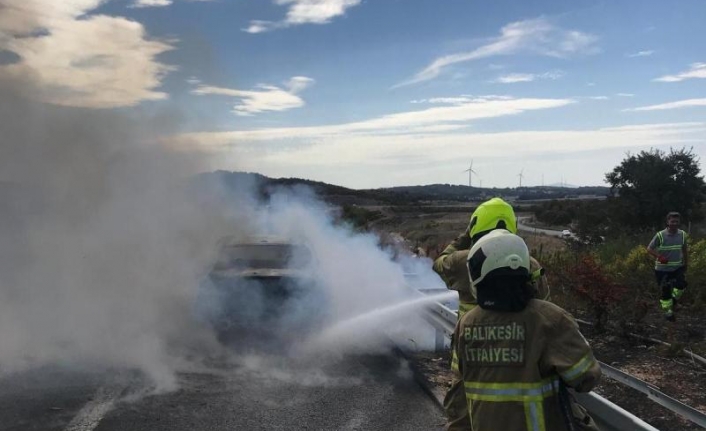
<box><xmin>0</xmin><ymin>2</ymin><xmax>449</xmax><ymax>393</ymax></box>
<box><xmin>0</xmin><ymin>76</ymin><xmax>257</xmax><ymax>389</ymax></box>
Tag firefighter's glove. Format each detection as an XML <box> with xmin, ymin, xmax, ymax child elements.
<box><xmin>658</xmin><ymin>256</ymin><xmax>669</xmax><ymax>264</ymax></box>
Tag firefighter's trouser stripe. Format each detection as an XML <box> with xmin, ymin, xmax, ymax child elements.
<box><xmin>560</xmin><ymin>353</ymin><xmax>595</xmax><ymax>382</ymax></box>
<box><xmin>465</xmin><ymin>380</ymin><xmax>558</xmax><ymax>431</ymax></box>
<box><xmin>525</xmin><ymin>401</ymin><xmax>546</xmax><ymax>431</ymax></box>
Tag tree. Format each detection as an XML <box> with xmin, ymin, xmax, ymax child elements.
<box><xmin>605</xmin><ymin>148</ymin><xmax>706</xmax><ymax>230</ymax></box>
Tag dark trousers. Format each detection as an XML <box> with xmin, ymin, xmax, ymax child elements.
<box><xmin>654</xmin><ymin>267</ymin><xmax>687</xmax><ymax>300</ymax></box>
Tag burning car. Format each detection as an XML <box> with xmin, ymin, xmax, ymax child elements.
<box><xmin>199</xmin><ymin>236</ymin><xmax>327</xmax><ymax>347</ymax></box>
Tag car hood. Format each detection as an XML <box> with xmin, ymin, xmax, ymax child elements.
<box><xmin>210</xmin><ymin>268</ymin><xmax>310</xmax><ymax>279</ymax></box>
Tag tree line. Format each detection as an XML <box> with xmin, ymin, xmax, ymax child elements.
<box><xmin>532</xmin><ymin>148</ymin><xmax>706</xmax><ymax>241</ymax></box>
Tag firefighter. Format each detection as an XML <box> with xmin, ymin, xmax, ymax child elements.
<box><xmin>432</xmin><ymin>197</ymin><xmax>549</xmax><ymax>430</ymax></box>
<box><xmin>447</xmin><ymin>230</ymin><xmax>601</xmax><ymax>431</ymax></box>
<box><xmin>433</xmin><ymin>198</ymin><xmax>548</xmax><ymax>319</ymax></box>
<box><xmin>646</xmin><ymin>211</ymin><xmax>688</xmax><ymax>321</ymax></box>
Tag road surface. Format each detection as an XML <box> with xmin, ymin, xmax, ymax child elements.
<box><xmin>0</xmin><ymin>350</ymin><xmax>444</xmax><ymax>431</ymax></box>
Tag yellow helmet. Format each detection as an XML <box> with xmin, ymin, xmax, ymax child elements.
<box><xmin>468</xmin><ymin>197</ymin><xmax>517</xmax><ymax>242</ymax></box>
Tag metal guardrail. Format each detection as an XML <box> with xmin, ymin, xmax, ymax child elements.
<box><xmin>573</xmin><ymin>392</ymin><xmax>659</xmax><ymax>431</ymax></box>
<box><xmin>419</xmin><ymin>300</ymin><xmax>667</xmax><ymax>431</ymax></box>
<box><xmin>599</xmin><ymin>362</ymin><xmax>706</xmax><ymax>428</ymax></box>
<box><xmin>422</xmin><ymin>301</ymin><xmax>456</xmax><ymax>335</ymax></box>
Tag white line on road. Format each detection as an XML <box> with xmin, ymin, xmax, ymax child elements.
<box><xmin>63</xmin><ymin>384</ymin><xmax>123</xmax><ymax>431</ymax></box>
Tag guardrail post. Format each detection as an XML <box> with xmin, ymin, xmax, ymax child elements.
<box><xmin>435</xmin><ymin>328</ymin><xmax>445</xmax><ymax>352</ymax></box>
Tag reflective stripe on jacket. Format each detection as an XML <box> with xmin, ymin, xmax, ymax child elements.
<box><xmin>651</xmin><ymin>229</ymin><xmax>687</xmax><ymax>271</ymax></box>
<box><xmin>449</xmin><ymin>300</ymin><xmax>601</xmax><ymax>431</ymax></box>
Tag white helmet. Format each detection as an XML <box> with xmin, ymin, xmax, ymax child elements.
<box><xmin>467</xmin><ymin>229</ymin><xmax>530</xmax><ymax>292</ymax></box>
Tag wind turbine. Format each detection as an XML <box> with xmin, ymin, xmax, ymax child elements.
<box><xmin>463</xmin><ymin>160</ymin><xmax>477</xmax><ymax>187</ymax></box>
<box><xmin>518</xmin><ymin>169</ymin><xmax>524</xmax><ymax>188</ymax></box>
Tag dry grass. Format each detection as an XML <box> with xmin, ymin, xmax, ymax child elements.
<box><xmin>367</xmin><ymin>204</ymin><xmax>567</xmax><ymax>260</ymax></box>
<box><xmin>521</xmin><ymin>232</ymin><xmax>567</xmax><ymax>257</ymax></box>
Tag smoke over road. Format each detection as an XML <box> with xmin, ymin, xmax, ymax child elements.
<box><xmin>0</xmin><ymin>79</ymin><xmax>251</xmax><ymax>390</ymax></box>
<box><xmin>0</xmin><ymin>0</ymin><xmax>446</xmax><ymax>393</ymax></box>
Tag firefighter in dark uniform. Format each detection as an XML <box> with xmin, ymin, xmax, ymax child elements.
<box><xmin>447</xmin><ymin>230</ymin><xmax>601</xmax><ymax>431</ymax></box>
<box><xmin>433</xmin><ymin>198</ymin><xmax>549</xmax><ymax>430</ymax></box>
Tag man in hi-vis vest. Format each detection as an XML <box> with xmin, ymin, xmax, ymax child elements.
<box><xmin>647</xmin><ymin>211</ymin><xmax>689</xmax><ymax>321</ymax></box>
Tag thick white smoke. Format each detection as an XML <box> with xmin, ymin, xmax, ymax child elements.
<box><xmin>0</xmin><ymin>2</ymin><xmax>449</xmax><ymax>391</ymax></box>
<box><xmin>0</xmin><ymin>81</ymin><xmax>263</xmax><ymax>390</ymax></box>
<box><xmin>0</xmin><ymin>81</ymin><xmax>448</xmax><ymax>392</ymax></box>
<box><xmin>260</xmin><ymin>188</ymin><xmax>454</xmax><ymax>355</ymax></box>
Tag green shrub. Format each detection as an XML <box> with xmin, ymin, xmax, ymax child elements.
<box><xmin>543</xmin><ymin>237</ymin><xmax>705</xmax><ymax>333</ymax></box>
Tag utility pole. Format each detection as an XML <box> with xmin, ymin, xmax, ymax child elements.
<box><xmin>518</xmin><ymin>169</ymin><xmax>524</xmax><ymax>188</ymax></box>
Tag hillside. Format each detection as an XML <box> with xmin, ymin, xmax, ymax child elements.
<box><xmin>196</xmin><ymin>171</ymin><xmax>610</xmax><ymax>205</ymax></box>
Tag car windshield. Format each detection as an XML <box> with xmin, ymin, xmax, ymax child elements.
<box><xmin>214</xmin><ymin>244</ymin><xmax>313</xmax><ymax>270</ymax></box>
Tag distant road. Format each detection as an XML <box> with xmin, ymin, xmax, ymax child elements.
<box><xmin>517</xmin><ymin>217</ymin><xmax>564</xmax><ymax>238</ymax></box>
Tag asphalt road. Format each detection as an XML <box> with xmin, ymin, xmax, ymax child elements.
<box><xmin>0</xmin><ymin>350</ymin><xmax>444</xmax><ymax>431</ymax></box>
<box><xmin>0</xmin><ymin>366</ymin><xmax>111</xmax><ymax>431</ymax></box>
<box><xmin>517</xmin><ymin>218</ymin><xmax>565</xmax><ymax>238</ymax></box>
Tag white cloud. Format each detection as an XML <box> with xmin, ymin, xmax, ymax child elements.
<box><xmin>0</xmin><ymin>0</ymin><xmax>174</xmax><ymax>108</ymax></box>
<box><xmin>170</xmin><ymin>121</ymin><xmax>704</xmax><ymax>188</ymax></box>
<box><xmin>171</xmin><ymin>96</ymin><xmax>574</xmax><ymax>148</ymax></box>
<box><xmin>616</xmin><ymin>93</ymin><xmax>635</xmax><ymax>97</ymax></box>
<box><xmin>407</xmin><ymin>124</ymin><xmax>469</xmax><ymax>133</ymax></box>
<box><xmin>280</xmin><ymin>0</ymin><xmax>361</xmax><ymax>24</ymax></box>
<box><xmin>588</xmin><ymin>96</ymin><xmax>609</xmax><ymax>100</ymax></box>
<box><xmin>274</xmin><ymin>123</ymin><xmax>704</xmax><ymax>166</ymax></box>
<box><xmin>243</xmin><ymin>20</ymin><xmax>275</xmax><ymax>34</ymax></box>
<box><xmin>393</xmin><ymin>18</ymin><xmax>598</xmax><ymax>88</ymax></box>
<box><xmin>654</xmin><ymin>63</ymin><xmax>706</xmax><ymax>82</ymax></box>
<box><xmin>132</xmin><ymin>0</ymin><xmax>173</xmax><ymax>6</ymax></box>
<box><xmin>625</xmin><ymin>98</ymin><xmax>706</xmax><ymax>112</ymax></box>
<box><xmin>495</xmin><ymin>73</ymin><xmax>535</xmax><ymax>83</ymax></box>
<box><xmin>130</xmin><ymin>0</ymin><xmax>213</xmax><ymax>7</ymax></box>
<box><xmin>286</xmin><ymin>76</ymin><xmax>315</xmax><ymax>93</ymax></box>
<box><xmin>427</xmin><ymin>97</ymin><xmax>476</xmax><ymax>104</ymax></box>
<box><xmin>493</xmin><ymin>70</ymin><xmax>564</xmax><ymax>84</ymax></box>
<box><xmin>244</xmin><ymin>0</ymin><xmax>361</xmax><ymax>33</ymax></box>
<box><xmin>191</xmin><ymin>76</ymin><xmax>315</xmax><ymax>116</ymax></box>
<box><xmin>411</xmin><ymin>96</ymin><xmax>480</xmax><ymax>105</ymax></box>
<box><xmin>627</xmin><ymin>50</ymin><xmax>654</xmax><ymax>58</ymax></box>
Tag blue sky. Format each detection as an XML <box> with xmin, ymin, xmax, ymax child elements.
<box><xmin>2</xmin><ymin>0</ymin><xmax>705</xmax><ymax>189</ymax></box>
